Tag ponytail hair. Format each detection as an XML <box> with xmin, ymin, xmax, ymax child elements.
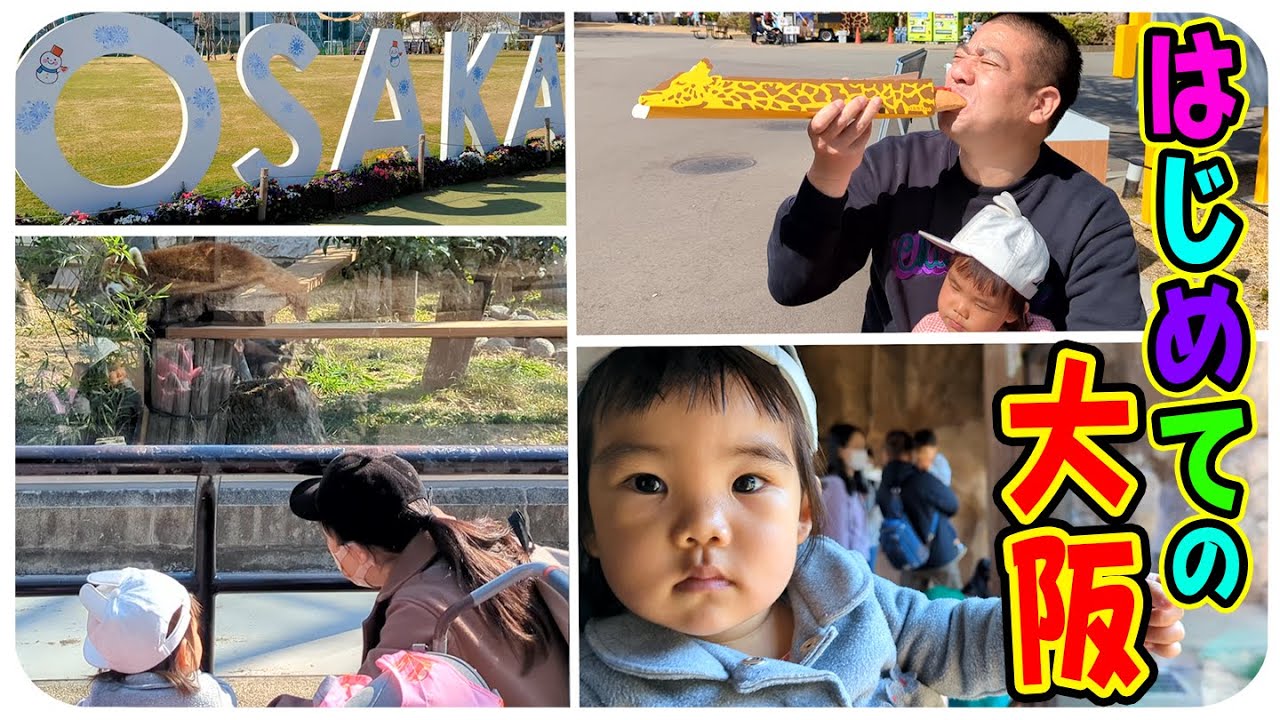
<box><xmin>412</xmin><ymin>504</ymin><xmax>560</xmax><ymax>674</ymax></box>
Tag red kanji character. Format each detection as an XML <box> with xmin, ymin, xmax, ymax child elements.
<box><xmin>995</xmin><ymin>344</ymin><xmax>1144</xmax><ymax>524</ymax></box>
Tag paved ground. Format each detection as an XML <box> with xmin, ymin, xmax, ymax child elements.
<box><xmin>324</xmin><ymin>170</ymin><xmax>566</xmax><ymax>225</ymax></box>
<box><xmin>573</xmin><ymin>29</ymin><xmax>1265</xmax><ymax>335</ymax></box>
<box><xmin>17</xmin><ymin>591</ymin><xmax>374</xmax><ymax>694</ymax></box>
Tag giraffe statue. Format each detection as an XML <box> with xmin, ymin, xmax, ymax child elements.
<box><xmin>633</xmin><ymin>59</ymin><xmax>965</xmax><ymax>120</ymax></box>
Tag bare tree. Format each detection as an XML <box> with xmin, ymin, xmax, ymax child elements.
<box><xmin>415</xmin><ymin>12</ymin><xmax>518</xmax><ymax>54</ymax></box>
<box><xmin>193</xmin><ymin>12</ymin><xmax>217</xmax><ymax>60</ymax></box>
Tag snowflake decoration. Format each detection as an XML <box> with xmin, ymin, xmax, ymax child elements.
<box><xmin>470</xmin><ymin>66</ymin><xmax>487</xmax><ymax>83</ymax></box>
<box><xmin>16</xmin><ymin>100</ymin><xmax>51</xmax><ymax>134</ymax></box>
<box><xmin>190</xmin><ymin>86</ymin><xmax>217</xmax><ymax>114</ymax></box>
<box><xmin>371</xmin><ymin>64</ymin><xmax>384</xmax><ymax>79</ymax></box>
<box><xmin>280</xmin><ymin>100</ymin><xmax>296</xmax><ymax>115</ymax></box>
<box><xmin>193</xmin><ymin>116</ymin><xmax>207</xmax><ymax>132</ymax></box>
<box><xmin>549</xmin><ymin>76</ymin><xmax>559</xmax><ymax>90</ymax></box>
<box><xmin>449</xmin><ymin>107</ymin><xmax>465</xmax><ymax>125</ymax></box>
<box><xmin>246</xmin><ymin>53</ymin><xmax>269</xmax><ymax>80</ymax></box>
<box><xmin>289</xmin><ymin>35</ymin><xmax>306</xmax><ymax>57</ymax></box>
<box><xmin>184</xmin><ymin>54</ymin><xmax>197</xmax><ymax>68</ymax></box>
<box><xmin>398</xmin><ymin>79</ymin><xmax>411</xmax><ymax>96</ymax></box>
<box><xmin>453</xmin><ymin>54</ymin><xmax>466</xmax><ymax>72</ymax></box>
<box><xmin>93</xmin><ymin>25</ymin><xmax>130</xmax><ymax>50</ymax></box>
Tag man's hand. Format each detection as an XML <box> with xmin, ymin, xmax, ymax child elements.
<box><xmin>805</xmin><ymin>94</ymin><xmax>883</xmax><ymax>198</ymax></box>
<box><xmin>1145</xmin><ymin>573</ymin><xmax>1186</xmax><ymax>659</ymax></box>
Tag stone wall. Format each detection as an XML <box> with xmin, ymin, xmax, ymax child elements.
<box><xmin>16</xmin><ymin>480</ymin><xmax>568</xmax><ymax>575</ymax></box>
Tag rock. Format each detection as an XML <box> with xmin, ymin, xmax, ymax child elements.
<box><xmin>488</xmin><ymin>304</ymin><xmax>512</xmax><ymax>320</ymax></box>
<box><xmin>528</xmin><ymin>338</ymin><xmax>555</xmax><ymax>359</ymax></box>
<box><xmin>479</xmin><ymin>338</ymin><xmax>513</xmax><ymax>353</ymax></box>
<box><xmin>554</xmin><ymin>349</ymin><xmax>569</xmax><ymax>366</ymax></box>
<box><xmin>515</xmin><ymin>308</ymin><xmax>539</xmax><ymax>320</ymax></box>
<box><xmin>228</xmin><ymin>237</ymin><xmax>321</xmax><ymax>259</ymax></box>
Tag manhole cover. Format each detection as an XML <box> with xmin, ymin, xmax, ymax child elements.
<box><xmin>671</xmin><ymin>156</ymin><xmax>756</xmax><ymax>175</ymax></box>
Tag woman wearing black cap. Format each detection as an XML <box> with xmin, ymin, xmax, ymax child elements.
<box><xmin>285</xmin><ymin>451</ymin><xmax>569</xmax><ymax>706</ymax></box>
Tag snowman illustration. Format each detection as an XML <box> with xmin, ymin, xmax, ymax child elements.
<box><xmin>388</xmin><ymin>40</ymin><xmax>402</xmax><ymax>68</ymax></box>
<box><xmin>36</xmin><ymin>45</ymin><xmax>68</xmax><ymax>85</ymax></box>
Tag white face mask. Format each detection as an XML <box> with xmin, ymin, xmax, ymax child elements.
<box><xmin>849</xmin><ymin>448</ymin><xmax>871</xmax><ymax>472</ymax></box>
<box><xmin>331</xmin><ymin>543</ymin><xmax>378</xmax><ymax>589</ymax></box>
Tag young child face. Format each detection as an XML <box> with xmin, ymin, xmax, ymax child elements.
<box><xmin>936</xmin><ymin>265</ymin><xmax>1019</xmax><ymax>331</ymax></box>
<box><xmin>585</xmin><ymin>381</ymin><xmax>813</xmax><ymax>643</ymax></box>
<box><xmin>915</xmin><ymin>444</ymin><xmax>938</xmax><ymax>470</ymax></box>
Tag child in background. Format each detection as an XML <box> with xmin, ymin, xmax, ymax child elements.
<box><xmin>913</xmin><ymin>192</ymin><xmax>1055</xmax><ymax>333</ymax></box>
<box><xmin>79</xmin><ymin>568</ymin><xmax>236</xmax><ymax>707</ymax></box>
<box><xmin>912</xmin><ymin>429</ymin><xmax>952</xmax><ymax>487</ymax></box>
<box><xmin>577</xmin><ymin>346</ymin><xmax>1184</xmax><ymax>706</ymax></box>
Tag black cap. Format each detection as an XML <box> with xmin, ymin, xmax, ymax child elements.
<box><xmin>290</xmin><ymin>452</ymin><xmax>426</xmax><ymax>546</ymax></box>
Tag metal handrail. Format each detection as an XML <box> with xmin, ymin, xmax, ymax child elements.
<box><xmin>15</xmin><ymin>444</ymin><xmax>568</xmax><ymax>672</ymax></box>
<box><xmin>16</xmin><ymin>444</ymin><xmax>569</xmax><ymax>476</ymax></box>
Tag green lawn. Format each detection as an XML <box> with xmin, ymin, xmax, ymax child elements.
<box><xmin>321</xmin><ymin>170</ymin><xmax>566</xmax><ymax>225</ymax></box>
<box><xmin>16</xmin><ymin>52</ymin><xmax>566</xmax><ymax>219</ymax></box>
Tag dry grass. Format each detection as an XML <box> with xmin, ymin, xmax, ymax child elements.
<box><xmin>16</xmin><ymin>51</ymin><xmax>565</xmax><ymax>218</ymax></box>
<box><xmin>1120</xmin><ymin>196</ymin><xmax>1269</xmax><ymax>330</ymax></box>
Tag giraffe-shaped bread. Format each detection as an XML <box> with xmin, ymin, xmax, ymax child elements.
<box><xmin>633</xmin><ymin>59</ymin><xmax>965</xmax><ymax>120</ymax></box>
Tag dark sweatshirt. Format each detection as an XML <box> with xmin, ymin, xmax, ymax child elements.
<box><xmin>877</xmin><ymin>460</ymin><xmax>961</xmax><ymax>570</ymax></box>
<box><xmin>767</xmin><ymin>131</ymin><xmax>1146</xmax><ymax>332</ymax></box>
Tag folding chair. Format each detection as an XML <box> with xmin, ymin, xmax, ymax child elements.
<box><xmin>873</xmin><ymin>48</ymin><xmax>935</xmax><ymax>143</ymax></box>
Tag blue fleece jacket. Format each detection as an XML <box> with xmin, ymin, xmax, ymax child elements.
<box><xmin>581</xmin><ymin>536</ymin><xmax>1005</xmax><ymax>706</ymax></box>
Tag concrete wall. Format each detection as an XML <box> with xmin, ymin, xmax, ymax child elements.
<box><xmin>16</xmin><ymin>480</ymin><xmax>568</xmax><ymax>575</ymax></box>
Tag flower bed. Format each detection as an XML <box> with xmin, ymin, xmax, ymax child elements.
<box><xmin>18</xmin><ymin>137</ymin><xmax>566</xmax><ymax>225</ymax></box>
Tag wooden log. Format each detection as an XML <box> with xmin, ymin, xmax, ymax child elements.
<box><xmin>164</xmin><ymin>320</ymin><xmax>568</xmax><ymax>340</ymax></box>
<box><xmin>171</xmin><ymin>340</ymin><xmax>195</xmax><ymax>445</ymax></box>
<box><xmin>422</xmin><ymin>278</ymin><xmax>487</xmax><ymax>391</ymax></box>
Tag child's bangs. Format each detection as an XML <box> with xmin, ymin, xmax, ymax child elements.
<box><xmin>952</xmin><ymin>255</ymin><xmax>1018</xmax><ymax>304</ymax></box>
<box><xmin>583</xmin><ymin>347</ymin><xmax>795</xmax><ymax>429</ymax></box>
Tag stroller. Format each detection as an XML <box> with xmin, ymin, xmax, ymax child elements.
<box><xmin>317</xmin><ymin>562</ymin><xmax>570</xmax><ymax>708</ymax></box>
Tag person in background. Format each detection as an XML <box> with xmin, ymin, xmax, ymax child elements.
<box><xmin>819</xmin><ymin>424</ymin><xmax>877</xmax><ymax>565</ymax></box>
<box><xmin>913</xmin><ymin>429</ymin><xmax>952</xmax><ymax>487</ymax></box>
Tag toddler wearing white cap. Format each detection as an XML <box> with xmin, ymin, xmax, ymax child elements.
<box><xmin>912</xmin><ymin>192</ymin><xmax>1056</xmax><ymax>333</ymax></box>
<box><xmin>78</xmin><ymin>567</ymin><xmax>236</xmax><ymax>707</ymax></box>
